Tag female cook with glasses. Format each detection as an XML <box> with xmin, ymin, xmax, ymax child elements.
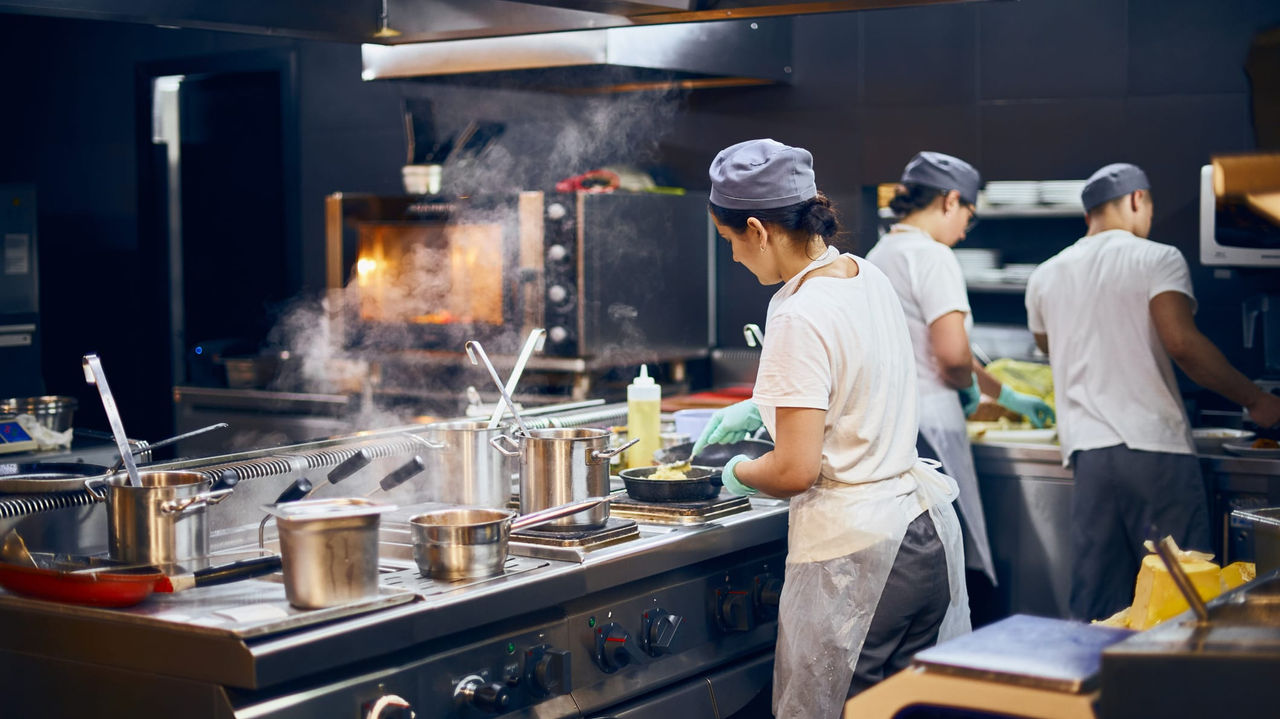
<box><xmin>865</xmin><ymin>152</ymin><xmax>1056</xmax><ymax>593</ymax></box>
<box><xmin>691</xmin><ymin>139</ymin><xmax>970</xmax><ymax>718</ymax></box>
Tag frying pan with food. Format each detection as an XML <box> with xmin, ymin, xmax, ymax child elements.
<box><xmin>0</xmin><ymin>552</ymin><xmax>282</xmax><ymax>608</ymax></box>
<box><xmin>653</xmin><ymin>438</ymin><xmax>774</xmax><ymax>469</ymax></box>
<box><xmin>619</xmin><ymin>465</ymin><xmax>723</xmax><ymax>502</ymax></box>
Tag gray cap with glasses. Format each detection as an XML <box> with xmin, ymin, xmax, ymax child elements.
<box><xmin>901</xmin><ymin>151</ymin><xmax>982</xmax><ymax>205</ymax></box>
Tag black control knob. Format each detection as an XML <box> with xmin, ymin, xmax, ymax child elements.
<box><xmin>642</xmin><ymin>608</ymin><xmax>683</xmax><ymax>656</ymax></box>
<box><xmin>716</xmin><ymin>588</ymin><xmax>755</xmax><ymax>632</ymax></box>
<box><xmin>454</xmin><ymin>676</ymin><xmax>511</xmax><ymax>714</ymax></box>
<box><xmin>754</xmin><ymin>574</ymin><xmax>783</xmax><ymax>620</ymax></box>
<box><xmin>595</xmin><ymin>623</ymin><xmax>634</xmax><ymax>673</ymax></box>
<box><xmin>525</xmin><ymin>645</ymin><xmax>572</xmax><ymax>697</ymax></box>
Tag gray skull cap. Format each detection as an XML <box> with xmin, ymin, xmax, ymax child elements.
<box><xmin>709</xmin><ymin>139</ymin><xmax>817</xmax><ymax>210</ymax></box>
<box><xmin>900</xmin><ymin>151</ymin><xmax>982</xmax><ymax>205</ymax></box>
<box><xmin>1081</xmin><ymin>163</ymin><xmax>1150</xmax><ymax>211</ymax></box>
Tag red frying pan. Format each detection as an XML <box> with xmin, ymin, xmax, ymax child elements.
<box><xmin>0</xmin><ymin>554</ymin><xmax>281</xmax><ymax>608</ymax></box>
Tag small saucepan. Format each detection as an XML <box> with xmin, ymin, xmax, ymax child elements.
<box><xmin>618</xmin><ymin>465</ymin><xmax>722</xmax><ymax>502</ymax></box>
<box><xmin>410</xmin><ymin>496</ymin><xmax>612</xmax><ymax>580</ymax></box>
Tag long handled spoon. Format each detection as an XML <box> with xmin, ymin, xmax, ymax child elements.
<box><xmin>465</xmin><ymin>340</ymin><xmax>532</xmax><ymax>436</ymax></box>
<box><xmin>82</xmin><ymin>354</ymin><xmax>142</xmax><ymax>488</ymax></box>
<box><xmin>487</xmin><ymin>328</ymin><xmax>546</xmax><ymax>429</ymax></box>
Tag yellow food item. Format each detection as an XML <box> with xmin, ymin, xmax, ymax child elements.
<box><xmin>1220</xmin><ymin>561</ymin><xmax>1257</xmax><ymax>591</ymax></box>
<box><xmin>1128</xmin><ymin>554</ymin><xmax>1222</xmax><ymax>630</ymax></box>
<box><xmin>1252</xmin><ymin>437</ymin><xmax>1279</xmax><ymax>449</ymax></box>
<box><xmin>649</xmin><ymin>462</ymin><xmax>691</xmax><ymax>480</ymax></box>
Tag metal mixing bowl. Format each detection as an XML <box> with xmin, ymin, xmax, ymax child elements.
<box><xmin>0</xmin><ymin>396</ymin><xmax>78</xmax><ymax>431</ymax></box>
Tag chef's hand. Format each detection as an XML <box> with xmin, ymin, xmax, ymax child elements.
<box><xmin>997</xmin><ymin>385</ymin><xmax>1056</xmax><ymax>428</ymax></box>
<box><xmin>958</xmin><ymin>374</ymin><xmax>981</xmax><ymax>417</ymax></box>
<box><xmin>721</xmin><ymin>454</ymin><xmax>758</xmax><ymax>497</ymax></box>
<box><xmin>691</xmin><ymin>400</ymin><xmax>763</xmax><ymax>455</ymax></box>
<box><xmin>1245</xmin><ymin>392</ymin><xmax>1280</xmax><ymax>428</ymax></box>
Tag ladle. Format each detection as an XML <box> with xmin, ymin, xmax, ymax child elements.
<box><xmin>108</xmin><ymin>423</ymin><xmax>230</xmax><ymax>473</ymax></box>
<box><xmin>487</xmin><ymin>328</ymin><xmax>547</xmax><ymax>429</ymax></box>
<box><xmin>82</xmin><ymin>354</ymin><xmax>142</xmax><ymax>488</ymax></box>
<box><xmin>744</xmin><ymin>323</ymin><xmax>764</xmax><ymax>348</ymax></box>
<box><xmin>465</xmin><ymin>340</ymin><xmax>532</xmax><ymax>436</ymax></box>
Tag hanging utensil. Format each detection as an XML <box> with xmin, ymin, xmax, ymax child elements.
<box><xmin>82</xmin><ymin>354</ymin><xmax>142</xmax><ymax>488</ymax></box>
<box><xmin>1152</xmin><ymin>536</ymin><xmax>1210</xmax><ymax>624</ymax></box>
<box><xmin>108</xmin><ymin>423</ymin><xmax>231</xmax><ymax>474</ymax></box>
<box><xmin>743</xmin><ymin>323</ymin><xmax>764</xmax><ymax>348</ymax></box>
<box><xmin>465</xmin><ymin>340</ymin><xmax>531</xmax><ymax>436</ymax></box>
<box><xmin>365</xmin><ymin>456</ymin><xmax>426</xmax><ymax>497</ymax></box>
<box><xmin>258</xmin><ymin>477</ymin><xmax>315</xmax><ymax>549</ymax></box>
<box><xmin>487</xmin><ymin>328</ymin><xmax>547</xmax><ymax>429</ymax></box>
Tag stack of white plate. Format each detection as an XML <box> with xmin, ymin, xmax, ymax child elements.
<box><xmin>1039</xmin><ymin>180</ymin><xmax>1086</xmax><ymax>206</ymax></box>
<box><xmin>1002</xmin><ymin>263</ymin><xmax>1039</xmax><ymax>283</ymax></box>
<box><xmin>954</xmin><ymin>248</ymin><xmax>1002</xmax><ymax>281</ymax></box>
<box><xmin>983</xmin><ymin>181</ymin><xmax>1040</xmax><ymax>205</ymax></box>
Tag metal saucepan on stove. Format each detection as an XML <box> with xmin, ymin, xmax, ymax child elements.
<box><xmin>491</xmin><ymin>428</ymin><xmax>637</xmax><ymax>530</ymax></box>
<box><xmin>85</xmin><ymin>469</ymin><xmax>237</xmax><ymax>566</ymax></box>
<box><xmin>415</xmin><ymin>419</ymin><xmax>513</xmax><ymax>508</ymax></box>
<box><xmin>410</xmin><ymin>496</ymin><xmax>612</xmax><ymax>581</ymax></box>
<box><xmin>618</xmin><ymin>465</ymin><xmax>722</xmax><ymax>503</ymax></box>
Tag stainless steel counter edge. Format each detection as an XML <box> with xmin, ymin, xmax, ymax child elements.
<box><xmin>0</xmin><ymin>502</ymin><xmax>790</xmax><ymax>690</ymax></box>
<box><xmin>971</xmin><ymin>441</ymin><xmax>1280</xmax><ymax>477</ymax></box>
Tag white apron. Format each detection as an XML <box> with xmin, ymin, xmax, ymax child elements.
<box><xmin>772</xmin><ymin>459</ymin><xmax>970</xmax><ymax>718</ymax></box>
<box><xmin>918</xmin><ymin>391</ymin><xmax>997</xmax><ymax>583</ymax></box>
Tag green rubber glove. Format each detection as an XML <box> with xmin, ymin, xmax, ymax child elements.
<box><xmin>721</xmin><ymin>454</ymin><xmax>758</xmax><ymax>497</ymax></box>
<box><xmin>691</xmin><ymin>400</ymin><xmax>763</xmax><ymax>456</ymax></box>
<box><xmin>997</xmin><ymin>385</ymin><xmax>1056</xmax><ymax>428</ymax></box>
<box><xmin>958</xmin><ymin>373</ymin><xmax>981</xmax><ymax>417</ymax></box>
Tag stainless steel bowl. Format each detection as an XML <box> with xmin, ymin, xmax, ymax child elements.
<box><xmin>0</xmin><ymin>395</ymin><xmax>78</xmax><ymax>431</ymax></box>
<box><xmin>265</xmin><ymin>498</ymin><xmax>395</xmax><ymax>609</ymax></box>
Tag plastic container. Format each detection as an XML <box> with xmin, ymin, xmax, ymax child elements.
<box><xmin>625</xmin><ymin>365</ymin><xmax>661</xmax><ymax>469</ymax></box>
<box><xmin>673</xmin><ymin>408</ymin><xmax>717</xmax><ymax>444</ymax></box>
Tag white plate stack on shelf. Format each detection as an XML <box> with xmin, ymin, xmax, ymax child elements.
<box><xmin>1038</xmin><ymin>180</ymin><xmax>1086</xmax><ymax>208</ymax></box>
<box><xmin>953</xmin><ymin>248</ymin><xmax>1003</xmax><ymax>282</ymax></box>
<box><xmin>1001</xmin><ymin>263</ymin><xmax>1039</xmax><ymax>284</ymax></box>
<box><xmin>982</xmin><ymin>181</ymin><xmax>1040</xmax><ymax>206</ymax></box>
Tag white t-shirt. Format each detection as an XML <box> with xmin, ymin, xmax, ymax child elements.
<box><xmin>753</xmin><ymin>247</ymin><xmax>920</xmax><ymax>485</ymax></box>
<box><xmin>866</xmin><ymin>225</ymin><xmax>973</xmax><ymax>399</ymax></box>
<box><xmin>1025</xmin><ymin>229</ymin><xmax>1197</xmax><ymax>464</ymax></box>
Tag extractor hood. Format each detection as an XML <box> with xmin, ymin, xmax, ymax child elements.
<box><xmin>361</xmin><ymin>21</ymin><xmax>794</xmax><ymax>92</ymax></box>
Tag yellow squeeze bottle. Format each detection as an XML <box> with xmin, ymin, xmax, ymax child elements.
<box><xmin>625</xmin><ymin>365</ymin><xmax>661</xmax><ymax>469</ymax></box>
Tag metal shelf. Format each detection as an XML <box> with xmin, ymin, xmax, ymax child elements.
<box><xmin>967</xmin><ymin>281</ymin><xmax>1027</xmax><ymax>294</ymax></box>
<box><xmin>878</xmin><ymin>205</ymin><xmax>1082</xmax><ymax>221</ymax></box>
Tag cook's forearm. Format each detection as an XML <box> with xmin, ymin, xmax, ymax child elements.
<box><xmin>1171</xmin><ymin>332</ymin><xmax>1268</xmax><ymax>408</ymax></box>
<box><xmin>733</xmin><ymin>452</ymin><xmax>812</xmax><ymax>498</ymax></box>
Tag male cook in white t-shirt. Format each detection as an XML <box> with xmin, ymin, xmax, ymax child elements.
<box><xmin>1026</xmin><ymin>162</ymin><xmax>1280</xmax><ymax>621</ymax></box>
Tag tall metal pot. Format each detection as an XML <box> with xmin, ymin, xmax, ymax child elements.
<box><xmin>418</xmin><ymin>419</ymin><xmax>514</xmax><ymax>509</ymax></box>
<box><xmin>491</xmin><ymin>428</ymin><xmax>636</xmax><ymax>530</ymax></box>
<box><xmin>85</xmin><ymin>470</ymin><xmax>233</xmax><ymax>565</ymax></box>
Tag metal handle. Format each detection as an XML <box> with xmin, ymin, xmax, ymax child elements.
<box><xmin>1153</xmin><ymin>536</ymin><xmax>1210</xmax><ymax>624</ymax></box>
<box><xmin>743</xmin><ymin>323</ymin><xmax>764</xmax><ymax>348</ymax></box>
<box><xmin>489</xmin><ymin>434</ymin><xmax>522</xmax><ymax>458</ymax></box>
<box><xmin>405</xmin><ymin>433</ymin><xmax>446</xmax><ymax>451</ymax></box>
<box><xmin>466</xmin><ymin>340</ymin><xmax>532</xmax><ymax>435</ymax></box>
<box><xmin>83</xmin><ymin>353</ymin><xmax>143</xmax><ymax>488</ymax></box>
<box><xmin>488</xmin><ymin>328</ymin><xmax>547</xmax><ymax>429</ymax></box>
<box><xmin>592</xmin><ymin>437</ymin><xmax>639</xmax><ymax>460</ymax></box>
<box><xmin>83</xmin><ymin>477</ymin><xmax>108</xmax><ymax>502</ymax></box>
<box><xmin>1243</xmin><ymin>295</ymin><xmax>1263</xmax><ymax>349</ymax></box>
<box><xmin>510</xmin><ymin>495</ymin><xmax>614</xmax><ymax>532</ymax></box>
<box><xmin>366</xmin><ymin>694</ymin><xmax>415</xmax><ymax>719</ymax></box>
<box><xmin>160</xmin><ymin>488</ymin><xmax>234</xmax><ymax>516</ymax></box>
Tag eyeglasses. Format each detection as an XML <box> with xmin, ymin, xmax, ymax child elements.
<box><xmin>963</xmin><ymin>203</ymin><xmax>979</xmax><ymax>233</ymax></box>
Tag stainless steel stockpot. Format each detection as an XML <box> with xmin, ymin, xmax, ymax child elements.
<box><xmin>417</xmin><ymin>419</ymin><xmax>514</xmax><ymax>508</ymax></box>
<box><xmin>491</xmin><ymin>428</ymin><xmax>636</xmax><ymax>530</ymax></box>
<box><xmin>85</xmin><ymin>470</ymin><xmax>232</xmax><ymax>566</ymax></box>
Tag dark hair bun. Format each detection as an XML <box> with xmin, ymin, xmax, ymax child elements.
<box><xmin>888</xmin><ymin>183</ymin><xmax>943</xmax><ymax>217</ymax></box>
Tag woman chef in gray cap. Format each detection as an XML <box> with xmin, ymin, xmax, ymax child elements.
<box><xmin>692</xmin><ymin>139</ymin><xmax>970</xmax><ymax>718</ymax></box>
<box><xmin>867</xmin><ymin>151</ymin><xmax>1055</xmax><ymax>593</ymax></box>
<box><xmin>1026</xmin><ymin>163</ymin><xmax>1280</xmax><ymax>621</ymax></box>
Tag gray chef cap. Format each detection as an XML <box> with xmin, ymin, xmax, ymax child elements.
<box><xmin>901</xmin><ymin>151</ymin><xmax>982</xmax><ymax>205</ymax></box>
<box><xmin>709</xmin><ymin>139</ymin><xmax>817</xmax><ymax>210</ymax></box>
<box><xmin>1081</xmin><ymin>163</ymin><xmax>1150</xmax><ymax>211</ymax></box>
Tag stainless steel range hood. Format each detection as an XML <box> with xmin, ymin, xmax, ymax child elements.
<box><xmin>361</xmin><ymin>21</ymin><xmax>794</xmax><ymax>92</ymax></box>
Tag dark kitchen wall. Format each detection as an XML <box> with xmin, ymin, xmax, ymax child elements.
<box><xmin>2</xmin><ymin>0</ymin><xmax>1278</xmax><ymax>437</ymax></box>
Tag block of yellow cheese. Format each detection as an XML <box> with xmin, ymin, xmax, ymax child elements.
<box><xmin>1128</xmin><ymin>554</ymin><xmax>1222</xmax><ymax>630</ymax></box>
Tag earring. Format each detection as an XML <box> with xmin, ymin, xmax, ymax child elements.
<box><xmin>759</xmin><ymin>245</ymin><xmax>766</xmax><ymax>253</ymax></box>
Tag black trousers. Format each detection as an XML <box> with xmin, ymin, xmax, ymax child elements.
<box><xmin>848</xmin><ymin>510</ymin><xmax>951</xmax><ymax>698</ymax></box>
<box><xmin>1069</xmin><ymin>444</ymin><xmax>1211</xmax><ymax>621</ymax></box>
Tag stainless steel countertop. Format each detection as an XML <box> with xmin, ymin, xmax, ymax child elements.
<box><xmin>970</xmin><ymin>440</ymin><xmax>1280</xmax><ymax>479</ymax></box>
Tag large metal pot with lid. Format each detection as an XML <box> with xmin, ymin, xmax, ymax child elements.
<box><xmin>491</xmin><ymin>428</ymin><xmax>637</xmax><ymax>530</ymax></box>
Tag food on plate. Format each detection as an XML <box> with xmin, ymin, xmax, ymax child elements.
<box><xmin>649</xmin><ymin>462</ymin><xmax>691</xmax><ymax>480</ymax></box>
<box><xmin>1252</xmin><ymin>437</ymin><xmax>1280</xmax><ymax>449</ymax></box>
<box><xmin>966</xmin><ymin>401</ymin><xmax>1023</xmax><ymax>423</ymax></box>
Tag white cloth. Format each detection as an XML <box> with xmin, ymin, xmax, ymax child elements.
<box><xmin>753</xmin><ymin>247</ymin><xmax>920</xmax><ymax>487</ymax></box>
<box><xmin>867</xmin><ymin>225</ymin><xmax>995</xmax><ymax>582</ymax></box>
<box><xmin>866</xmin><ymin>224</ymin><xmax>973</xmax><ymax>399</ymax></box>
<box><xmin>751</xmin><ymin>247</ymin><xmax>970</xmax><ymax>718</ymax></box>
<box><xmin>1025</xmin><ymin>229</ymin><xmax>1197</xmax><ymax>465</ymax></box>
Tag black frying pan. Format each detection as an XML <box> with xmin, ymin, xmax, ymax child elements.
<box><xmin>619</xmin><ymin>466</ymin><xmax>722</xmax><ymax>502</ymax></box>
<box><xmin>653</xmin><ymin>438</ymin><xmax>774</xmax><ymax>468</ymax></box>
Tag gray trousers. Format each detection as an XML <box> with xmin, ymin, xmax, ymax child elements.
<box><xmin>1069</xmin><ymin>444</ymin><xmax>1211</xmax><ymax>621</ymax></box>
<box><xmin>848</xmin><ymin>510</ymin><xmax>951</xmax><ymax>698</ymax></box>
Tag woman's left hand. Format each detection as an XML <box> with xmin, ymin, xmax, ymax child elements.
<box><xmin>996</xmin><ymin>385</ymin><xmax>1055</xmax><ymax>428</ymax></box>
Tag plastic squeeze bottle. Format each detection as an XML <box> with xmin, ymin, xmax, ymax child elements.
<box><xmin>626</xmin><ymin>365</ymin><xmax>662</xmax><ymax>469</ymax></box>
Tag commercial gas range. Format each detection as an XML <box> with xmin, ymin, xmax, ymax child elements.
<box><xmin>0</xmin><ymin>416</ymin><xmax>789</xmax><ymax>719</ymax></box>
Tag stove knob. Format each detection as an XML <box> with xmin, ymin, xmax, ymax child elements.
<box><xmin>754</xmin><ymin>574</ymin><xmax>783</xmax><ymax>620</ymax></box>
<box><xmin>716</xmin><ymin>588</ymin><xmax>755</xmax><ymax>632</ymax></box>
<box><xmin>547</xmin><ymin>203</ymin><xmax>568</xmax><ymax>220</ymax></box>
<box><xmin>548</xmin><ymin>284</ymin><xmax>569</xmax><ymax>303</ymax></box>
<box><xmin>642</xmin><ymin>608</ymin><xmax>683</xmax><ymax>656</ymax></box>
<box><xmin>548</xmin><ymin>326</ymin><xmax>569</xmax><ymax>343</ymax></box>
<box><xmin>454</xmin><ymin>675</ymin><xmax>511</xmax><ymax>714</ymax></box>
<box><xmin>547</xmin><ymin>243</ymin><xmax>569</xmax><ymax>261</ymax></box>
<box><xmin>363</xmin><ymin>694</ymin><xmax>415</xmax><ymax>719</ymax></box>
<box><xmin>525</xmin><ymin>645</ymin><xmax>572</xmax><ymax>697</ymax></box>
<box><xmin>595</xmin><ymin>622</ymin><xmax>634</xmax><ymax>673</ymax></box>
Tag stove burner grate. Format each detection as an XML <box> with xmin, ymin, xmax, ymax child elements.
<box><xmin>609</xmin><ymin>493</ymin><xmax>752</xmax><ymax>525</ymax></box>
